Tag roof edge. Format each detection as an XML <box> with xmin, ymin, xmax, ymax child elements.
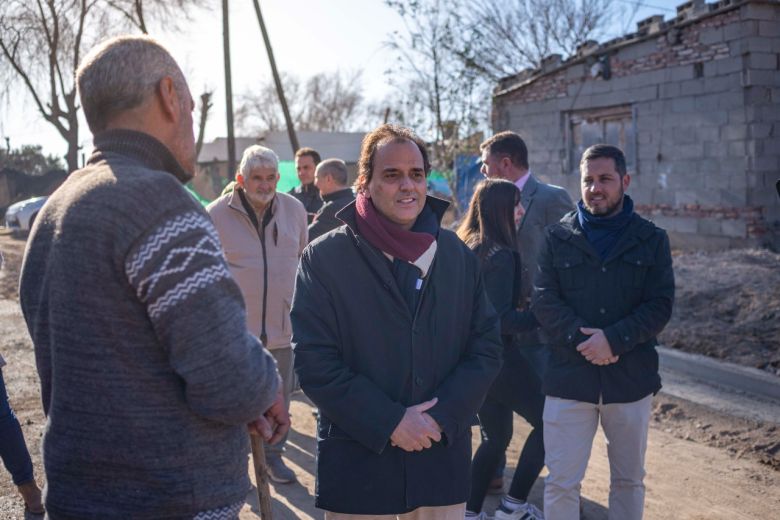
<box><xmin>493</xmin><ymin>0</ymin><xmax>749</xmax><ymax>99</ymax></box>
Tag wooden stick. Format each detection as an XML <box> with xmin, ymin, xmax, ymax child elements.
<box><xmin>250</xmin><ymin>435</ymin><xmax>273</xmax><ymax>519</ymax></box>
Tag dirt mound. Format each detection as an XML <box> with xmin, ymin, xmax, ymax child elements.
<box><xmin>659</xmin><ymin>248</ymin><xmax>780</xmax><ymax>376</ymax></box>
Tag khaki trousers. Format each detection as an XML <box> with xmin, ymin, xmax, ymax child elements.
<box><xmin>265</xmin><ymin>346</ymin><xmax>293</xmax><ymax>458</ymax></box>
<box><xmin>324</xmin><ymin>503</ymin><xmax>466</xmax><ymax>520</ymax></box>
<box><xmin>543</xmin><ymin>394</ymin><xmax>653</xmax><ymax>520</ymax></box>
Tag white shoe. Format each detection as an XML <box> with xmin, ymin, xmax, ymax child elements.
<box><xmin>493</xmin><ymin>501</ymin><xmax>544</xmax><ymax>520</ymax></box>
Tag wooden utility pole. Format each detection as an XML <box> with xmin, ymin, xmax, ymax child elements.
<box><xmin>251</xmin><ymin>0</ymin><xmax>300</xmax><ymax>155</ymax></box>
<box><xmin>222</xmin><ymin>0</ymin><xmax>237</xmax><ymax>176</ymax></box>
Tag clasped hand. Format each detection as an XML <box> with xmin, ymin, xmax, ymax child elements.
<box><xmin>247</xmin><ymin>386</ymin><xmax>290</xmax><ymax>444</ymax></box>
<box><xmin>576</xmin><ymin>327</ymin><xmax>619</xmax><ymax>366</ymax></box>
<box><xmin>390</xmin><ymin>397</ymin><xmax>442</xmax><ymax>452</ymax></box>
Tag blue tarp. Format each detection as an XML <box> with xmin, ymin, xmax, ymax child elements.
<box><xmin>455</xmin><ymin>154</ymin><xmax>482</xmax><ymax>209</ymax></box>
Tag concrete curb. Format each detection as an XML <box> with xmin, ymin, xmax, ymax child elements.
<box><xmin>658</xmin><ymin>346</ymin><xmax>780</xmax><ymax>403</ymax></box>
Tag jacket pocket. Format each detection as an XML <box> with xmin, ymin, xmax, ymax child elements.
<box><xmin>553</xmin><ymin>253</ymin><xmax>585</xmax><ymax>290</ymax></box>
<box><xmin>621</xmin><ymin>249</ymin><xmax>655</xmax><ymax>289</ymax></box>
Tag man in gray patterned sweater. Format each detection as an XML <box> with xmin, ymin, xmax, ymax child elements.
<box><xmin>19</xmin><ymin>36</ymin><xmax>286</xmax><ymax>520</ymax></box>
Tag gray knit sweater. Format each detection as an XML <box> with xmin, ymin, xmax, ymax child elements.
<box><xmin>19</xmin><ymin>130</ymin><xmax>279</xmax><ymax>519</ymax></box>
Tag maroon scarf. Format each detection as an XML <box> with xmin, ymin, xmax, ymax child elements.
<box><xmin>354</xmin><ymin>193</ymin><xmax>437</xmax><ymax>276</ymax></box>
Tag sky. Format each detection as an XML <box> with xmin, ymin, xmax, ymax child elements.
<box><xmin>0</xmin><ymin>0</ymin><xmax>682</xmax><ymax>162</ymax></box>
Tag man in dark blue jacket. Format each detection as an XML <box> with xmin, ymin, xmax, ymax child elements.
<box><xmin>531</xmin><ymin>144</ymin><xmax>674</xmax><ymax>520</ymax></box>
<box><xmin>308</xmin><ymin>158</ymin><xmax>355</xmax><ymax>242</ymax></box>
<box><xmin>289</xmin><ymin>147</ymin><xmax>323</xmax><ymax>222</ymax></box>
<box><xmin>292</xmin><ymin>124</ymin><xmax>502</xmax><ymax>519</ymax></box>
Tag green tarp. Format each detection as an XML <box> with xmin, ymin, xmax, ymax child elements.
<box><xmin>277</xmin><ymin>161</ymin><xmax>299</xmax><ymax>193</ymax></box>
<box><xmin>187</xmin><ymin>163</ymin><xmax>450</xmax><ymax>206</ymax></box>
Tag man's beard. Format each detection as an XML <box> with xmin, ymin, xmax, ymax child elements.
<box><xmin>245</xmin><ymin>190</ymin><xmax>274</xmax><ymax>209</ymax></box>
<box><xmin>585</xmin><ymin>188</ymin><xmax>624</xmax><ymax>216</ymax></box>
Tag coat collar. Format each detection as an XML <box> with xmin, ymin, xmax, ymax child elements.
<box><xmin>293</xmin><ymin>183</ymin><xmax>317</xmax><ymax>195</ymax></box>
<box><xmin>334</xmin><ymin>196</ymin><xmax>449</xmax><ymax>318</ymax></box>
<box><xmin>520</xmin><ymin>174</ymin><xmax>539</xmax><ymax>205</ymax></box>
<box><xmin>323</xmin><ymin>188</ymin><xmax>354</xmax><ymax>203</ymax></box>
<box><xmin>89</xmin><ymin>129</ymin><xmax>192</xmax><ymax>184</ymax></box>
<box><xmin>552</xmin><ymin>210</ymin><xmax>656</xmax><ymax>264</ymax></box>
<box><xmin>516</xmin><ymin>174</ymin><xmax>540</xmax><ymax>232</ymax></box>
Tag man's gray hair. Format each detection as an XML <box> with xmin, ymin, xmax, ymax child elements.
<box><xmin>77</xmin><ymin>35</ymin><xmax>188</xmax><ymax>134</ymax></box>
<box><xmin>238</xmin><ymin>145</ymin><xmax>279</xmax><ymax>176</ymax></box>
<box><xmin>317</xmin><ymin>158</ymin><xmax>348</xmax><ymax>186</ymax></box>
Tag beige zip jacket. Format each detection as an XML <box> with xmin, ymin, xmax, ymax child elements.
<box><xmin>207</xmin><ymin>188</ymin><xmax>307</xmax><ymax>350</ymax></box>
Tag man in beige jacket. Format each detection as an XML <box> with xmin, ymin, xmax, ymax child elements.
<box><xmin>207</xmin><ymin>145</ymin><xmax>308</xmax><ymax>483</ymax></box>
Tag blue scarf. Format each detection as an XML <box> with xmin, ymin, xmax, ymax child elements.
<box><xmin>577</xmin><ymin>195</ymin><xmax>634</xmax><ymax>260</ymax></box>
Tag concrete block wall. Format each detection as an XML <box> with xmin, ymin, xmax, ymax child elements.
<box><xmin>492</xmin><ymin>0</ymin><xmax>780</xmax><ymax>250</ymax></box>
<box><xmin>741</xmin><ymin>1</ymin><xmax>780</xmax><ymax>247</ymax></box>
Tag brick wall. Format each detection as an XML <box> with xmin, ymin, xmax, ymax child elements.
<box><xmin>493</xmin><ymin>0</ymin><xmax>780</xmax><ymax>250</ymax></box>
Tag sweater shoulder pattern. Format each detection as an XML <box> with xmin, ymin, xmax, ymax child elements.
<box><xmin>125</xmin><ymin>209</ymin><xmax>231</xmax><ymax>320</ymax></box>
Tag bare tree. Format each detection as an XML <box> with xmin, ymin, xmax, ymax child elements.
<box><xmin>301</xmin><ymin>70</ymin><xmax>363</xmax><ymax>132</ymax></box>
<box><xmin>0</xmin><ymin>0</ymin><xmax>102</xmax><ymax>173</ymax></box>
<box><xmin>195</xmin><ymin>89</ymin><xmax>213</xmax><ymax>157</ymax></box>
<box><xmin>385</xmin><ymin>0</ymin><xmax>489</xmax><ymax>211</ymax></box>
<box><xmin>104</xmin><ymin>0</ymin><xmax>215</xmax><ymax>163</ymax></box>
<box><xmin>0</xmin><ymin>0</ymin><xmax>209</xmax><ymax>173</ymax></box>
<box><xmin>456</xmin><ymin>0</ymin><xmax>636</xmax><ymax>81</ymax></box>
<box><xmin>236</xmin><ymin>70</ymin><xmax>365</xmax><ymax>135</ymax></box>
<box><xmin>384</xmin><ymin>0</ymin><xmax>638</xmax><ymax>210</ymax></box>
<box><xmin>105</xmin><ymin>0</ymin><xmax>209</xmax><ymax>34</ymax></box>
<box><xmin>361</xmin><ymin>97</ymin><xmax>409</xmax><ymax>129</ymax></box>
<box><xmin>236</xmin><ymin>72</ymin><xmax>302</xmax><ymax>134</ymax></box>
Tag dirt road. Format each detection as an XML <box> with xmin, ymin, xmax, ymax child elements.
<box><xmin>1</xmin><ymin>233</ymin><xmax>778</xmax><ymax>519</ymax></box>
<box><xmin>245</xmin><ymin>395</ymin><xmax>779</xmax><ymax>520</ymax></box>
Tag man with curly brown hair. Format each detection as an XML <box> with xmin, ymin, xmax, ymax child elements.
<box><xmin>292</xmin><ymin>124</ymin><xmax>502</xmax><ymax>519</ymax></box>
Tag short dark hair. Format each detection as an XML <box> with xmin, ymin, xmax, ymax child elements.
<box><xmin>295</xmin><ymin>147</ymin><xmax>321</xmax><ymax>165</ymax></box>
<box><xmin>317</xmin><ymin>158</ymin><xmax>348</xmax><ymax>186</ymax></box>
<box><xmin>480</xmin><ymin>131</ymin><xmax>529</xmax><ymax>170</ymax></box>
<box><xmin>355</xmin><ymin>124</ymin><xmax>430</xmax><ymax>193</ymax></box>
<box><xmin>580</xmin><ymin>144</ymin><xmax>627</xmax><ymax>178</ymax></box>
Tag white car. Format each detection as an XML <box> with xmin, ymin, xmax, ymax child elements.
<box><xmin>3</xmin><ymin>196</ymin><xmax>48</xmax><ymax>235</ymax></box>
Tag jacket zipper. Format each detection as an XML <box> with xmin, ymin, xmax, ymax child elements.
<box><xmin>237</xmin><ymin>190</ymin><xmax>273</xmax><ymax>345</ymax></box>
<box><xmin>411</xmin><ymin>264</ymin><xmax>433</xmax><ymax>329</ymax></box>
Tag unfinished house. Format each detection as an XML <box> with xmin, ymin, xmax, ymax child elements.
<box><xmin>492</xmin><ymin>0</ymin><xmax>779</xmax><ymax>249</ymax></box>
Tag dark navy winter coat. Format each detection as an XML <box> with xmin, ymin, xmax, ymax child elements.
<box><xmin>531</xmin><ymin>210</ymin><xmax>675</xmax><ymax>404</ymax></box>
<box><xmin>291</xmin><ymin>197</ymin><xmax>502</xmax><ymax>515</ymax></box>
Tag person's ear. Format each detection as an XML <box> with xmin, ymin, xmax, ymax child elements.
<box><xmin>157</xmin><ymin>76</ymin><xmax>179</xmax><ymax>122</ymax></box>
<box><xmin>236</xmin><ymin>173</ymin><xmax>245</xmax><ymax>188</ymax></box>
<box><xmin>622</xmin><ymin>173</ymin><xmax>631</xmax><ymax>191</ymax></box>
<box><xmin>500</xmin><ymin>156</ymin><xmax>513</xmax><ymax>171</ymax></box>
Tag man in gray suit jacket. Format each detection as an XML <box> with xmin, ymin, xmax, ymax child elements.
<box><xmin>479</xmin><ymin>131</ymin><xmax>573</xmax><ymax>494</ymax></box>
<box><xmin>480</xmin><ymin>131</ymin><xmax>574</xmax><ymax>348</ymax></box>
